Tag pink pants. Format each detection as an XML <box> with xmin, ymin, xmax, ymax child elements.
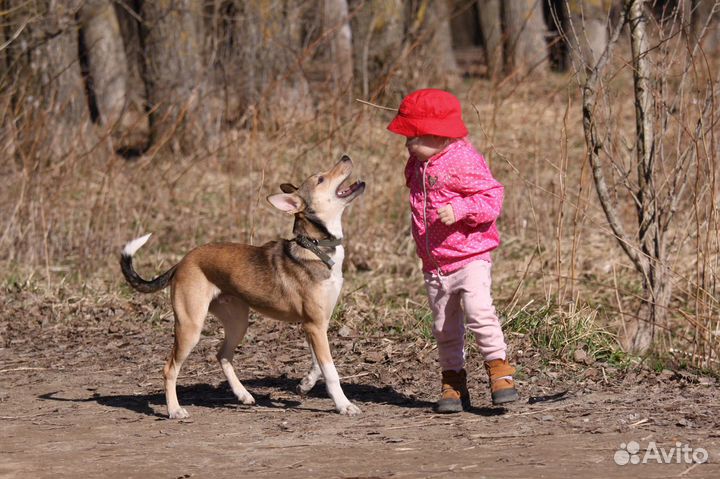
<box><xmin>424</xmin><ymin>259</ymin><xmax>507</xmax><ymax>371</ymax></box>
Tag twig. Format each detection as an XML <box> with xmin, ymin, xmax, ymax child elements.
<box><xmin>0</xmin><ymin>411</ymin><xmax>57</xmax><ymax>420</ymax></box>
<box><xmin>0</xmin><ymin>367</ymin><xmax>53</xmax><ymax>373</ymax></box>
<box><xmin>340</xmin><ymin>371</ymin><xmax>372</xmax><ymax>380</ymax></box>
<box><xmin>384</xmin><ymin>420</ymin><xmax>456</xmax><ymax>431</ymax></box>
<box><xmin>508</xmin><ymin>403</ymin><xmax>574</xmax><ymax>417</ymax></box>
<box><xmin>678</xmin><ymin>462</ymin><xmax>701</xmax><ymax>477</ymax></box>
<box><xmin>354</xmin><ymin>99</ymin><xmax>397</xmax><ymax>112</ymax></box>
<box><xmin>0</xmin><ymin>15</ymin><xmax>34</xmax><ymax>52</ymax></box>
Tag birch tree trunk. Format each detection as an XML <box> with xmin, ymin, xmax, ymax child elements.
<box><xmin>581</xmin><ymin>0</ymin><xmax>666</xmax><ymax>354</ymax></box>
<box><xmin>624</xmin><ymin>0</ymin><xmax>667</xmax><ymax>353</ymax></box>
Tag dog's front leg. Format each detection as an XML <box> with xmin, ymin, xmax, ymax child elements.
<box><xmin>302</xmin><ymin>321</ymin><xmax>361</xmax><ymax>416</ymax></box>
<box><xmin>297</xmin><ymin>336</ymin><xmax>322</xmax><ymax>396</ymax></box>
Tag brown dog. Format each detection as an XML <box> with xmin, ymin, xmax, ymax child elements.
<box><xmin>120</xmin><ymin>156</ymin><xmax>365</xmax><ymax>419</ymax></box>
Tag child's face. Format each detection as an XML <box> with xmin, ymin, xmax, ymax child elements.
<box><xmin>405</xmin><ymin>135</ymin><xmax>450</xmax><ymax>162</ymax></box>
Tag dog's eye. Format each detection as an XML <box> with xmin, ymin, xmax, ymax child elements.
<box><xmin>317</xmin><ymin>176</ymin><xmax>324</xmax><ymax>184</ymax></box>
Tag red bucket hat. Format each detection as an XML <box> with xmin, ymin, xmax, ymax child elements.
<box><xmin>387</xmin><ymin>89</ymin><xmax>468</xmax><ymax>138</ymax></box>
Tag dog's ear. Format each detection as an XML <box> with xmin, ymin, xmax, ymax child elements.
<box><xmin>267</xmin><ymin>193</ymin><xmax>305</xmax><ymax>214</ymax></box>
<box><xmin>280</xmin><ymin>183</ymin><xmax>298</xmax><ymax>193</ymax></box>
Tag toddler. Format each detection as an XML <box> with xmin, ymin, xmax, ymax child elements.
<box><xmin>387</xmin><ymin>89</ymin><xmax>518</xmax><ymax>412</ymax></box>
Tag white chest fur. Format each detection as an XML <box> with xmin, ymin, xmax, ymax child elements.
<box><xmin>325</xmin><ymin>245</ymin><xmax>345</xmax><ymax>310</ymax></box>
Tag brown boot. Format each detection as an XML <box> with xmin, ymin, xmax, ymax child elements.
<box><xmin>484</xmin><ymin>359</ymin><xmax>519</xmax><ymax>405</ymax></box>
<box><xmin>436</xmin><ymin>369</ymin><xmax>471</xmax><ymax>413</ymax></box>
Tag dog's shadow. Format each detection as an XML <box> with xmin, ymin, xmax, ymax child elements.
<box><xmin>39</xmin><ymin>376</ymin><xmax>508</xmax><ymax>418</ymax></box>
<box><xmin>36</xmin><ymin>376</ymin><xmax>429</xmax><ymax>418</ymax></box>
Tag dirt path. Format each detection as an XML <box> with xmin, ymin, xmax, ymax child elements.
<box><xmin>2</xmin><ymin>368</ymin><xmax>718</xmax><ymax>479</ymax></box>
<box><xmin>1</xmin><ymin>294</ymin><xmax>719</xmax><ymax>478</ymax></box>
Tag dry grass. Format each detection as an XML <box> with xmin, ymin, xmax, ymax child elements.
<box><xmin>1</xmin><ymin>65</ymin><xmax>718</xmax><ymax>370</ymax></box>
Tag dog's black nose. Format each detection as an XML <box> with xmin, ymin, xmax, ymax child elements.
<box><xmin>341</xmin><ymin>155</ymin><xmax>351</xmax><ymax>162</ymax></box>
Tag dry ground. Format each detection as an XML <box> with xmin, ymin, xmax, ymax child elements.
<box><xmin>1</xmin><ymin>285</ymin><xmax>718</xmax><ymax>479</ymax></box>
<box><xmin>1</xmin><ymin>61</ymin><xmax>718</xmax><ymax>478</ymax></box>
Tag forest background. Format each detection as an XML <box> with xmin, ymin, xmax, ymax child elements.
<box><xmin>1</xmin><ymin>0</ymin><xmax>719</xmax><ymax>373</ymax></box>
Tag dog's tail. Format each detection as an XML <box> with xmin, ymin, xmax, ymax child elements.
<box><xmin>120</xmin><ymin>234</ymin><xmax>177</xmax><ymax>293</ymax></box>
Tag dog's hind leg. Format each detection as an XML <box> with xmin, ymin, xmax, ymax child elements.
<box><xmin>164</xmin><ymin>284</ymin><xmax>210</xmax><ymax>419</ymax></box>
<box><xmin>209</xmin><ymin>295</ymin><xmax>255</xmax><ymax>406</ymax></box>
<box><xmin>302</xmin><ymin>321</ymin><xmax>361</xmax><ymax>416</ymax></box>
<box><xmin>297</xmin><ymin>336</ymin><xmax>322</xmax><ymax>396</ymax></box>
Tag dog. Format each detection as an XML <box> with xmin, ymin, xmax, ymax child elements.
<box><xmin>120</xmin><ymin>156</ymin><xmax>365</xmax><ymax>419</ymax></box>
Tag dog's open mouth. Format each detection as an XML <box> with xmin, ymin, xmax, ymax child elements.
<box><xmin>336</xmin><ymin>178</ymin><xmax>365</xmax><ymax>198</ymax></box>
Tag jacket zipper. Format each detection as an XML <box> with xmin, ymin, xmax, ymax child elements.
<box><xmin>421</xmin><ymin>162</ymin><xmax>443</xmax><ymax>276</ymax></box>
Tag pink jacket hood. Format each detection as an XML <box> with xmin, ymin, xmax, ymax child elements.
<box><xmin>405</xmin><ymin>139</ymin><xmax>503</xmax><ymax>274</ymax></box>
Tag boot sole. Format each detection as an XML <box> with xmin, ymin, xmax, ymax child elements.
<box><xmin>435</xmin><ymin>398</ymin><xmax>472</xmax><ymax>413</ymax></box>
<box><xmin>492</xmin><ymin>388</ymin><xmax>519</xmax><ymax>405</ymax></box>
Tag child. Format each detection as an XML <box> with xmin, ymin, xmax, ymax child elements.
<box><xmin>387</xmin><ymin>88</ymin><xmax>518</xmax><ymax>412</ymax></box>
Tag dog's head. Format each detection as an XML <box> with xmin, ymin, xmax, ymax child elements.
<box><xmin>267</xmin><ymin>155</ymin><xmax>365</xmax><ymax>235</ymax></box>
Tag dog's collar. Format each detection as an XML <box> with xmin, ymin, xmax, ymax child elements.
<box><xmin>292</xmin><ymin>235</ymin><xmax>342</xmax><ymax>268</ymax></box>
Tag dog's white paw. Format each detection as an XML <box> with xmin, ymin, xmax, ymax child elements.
<box><xmin>168</xmin><ymin>407</ymin><xmax>190</xmax><ymax>419</ymax></box>
<box><xmin>338</xmin><ymin>403</ymin><xmax>361</xmax><ymax>416</ymax></box>
<box><xmin>237</xmin><ymin>392</ymin><xmax>256</xmax><ymax>405</ymax></box>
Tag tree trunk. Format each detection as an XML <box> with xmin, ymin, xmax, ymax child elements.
<box><xmin>324</xmin><ymin>0</ymin><xmax>354</xmax><ymax>102</ymax></box>
<box><xmin>623</xmin><ymin>264</ymin><xmax>671</xmax><ymax>353</ymax></box>
<box><xmin>270</xmin><ymin>2</ymin><xmax>314</xmax><ymax>123</ymax></box>
<box><xmin>477</xmin><ymin>0</ymin><xmax>504</xmax><ymax>79</ymax></box>
<box><xmin>500</xmin><ymin>0</ymin><xmax>549</xmax><ymax>77</ymax></box>
<box><xmin>563</xmin><ymin>0</ymin><xmax>611</xmax><ymax>70</ymax></box>
<box><xmin>350</xmin><ymin>0</ymin><xmax>405</xmax><ymax>100</ymax></box>
<box><xmin>207</xmin><ymin>1</ymin><xmax>313</xmax><ymax>128</ymax></box>
<box><xmin>1</xmin><ymin>0</ymin><xmax>22</xmax><ymax>164</ymax></box>
<box><xmin>113</xmin><ymin>0</ymin><xmax>150</xmax><ymax>153</ymax></box>
<box><xmin>350</xmin><ymin>0</ymin><xmax>458</xmax><ymax>99</ymax></box>
<box><xmin>691</xmin><ymin>0</ymin><xmax>720</xmax><ymax>54</ymax></box>
<box><xmin>392</xmin><ymin>0</ymin><xmax>460</xmax><ymax>92</ymax></box>
<box><xmin>26</xmin><ymin>0</ymin><xmax>93</xmax><ymax>160</ymax></box>
<box><xmin>78</xmin><ymin>0</ymin><xmax>146</xmax><ymax>152</ymax></box>
<box><xmin>141</xmin><ymin>0</ymin><xmax>208</xmax><ymax>151</ymax></box>
<box><xmin>623</xmin><ymin>0</ymin><xmax>668</xmax><ymax>354</ymax></box>
<box><xmin>422</xmin><ymin>0</ymin><xmax>460</xmax><ymax>86</ymax></box>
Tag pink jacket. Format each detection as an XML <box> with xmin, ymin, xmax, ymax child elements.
<box><xmin>405</xmin><ymin>139</ymin><xmax>504</xmax><ymax>275</ymax></box>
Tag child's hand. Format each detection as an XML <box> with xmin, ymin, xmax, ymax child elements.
<box><xmin>437</xmin><ymin>205</ymin><xmax>456</xmax><ymax>225</ymax></box>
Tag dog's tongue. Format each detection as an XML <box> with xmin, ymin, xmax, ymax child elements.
<box><xmin>336</xmin><ymin>179</ymin><xmax>359</xmax><ymax>197</ymax></box>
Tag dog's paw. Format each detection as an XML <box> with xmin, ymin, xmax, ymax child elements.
<box><xmin>338</xmin><ymin>403</ymin><xmax>361</xmax><ymax>416</ymax></box>
<box><xmin>168</xmin><ymin>407</ymin><xmax>190</xmax><ymax>419</ymax></box>
<box><xmin>237</xmin><ymin>392</ymin><xmax>256</xmax><ymax>405</ymax></box>
<box><xmin>296</xmin><ymin>381</ymin><xmax>315</xmax><ymax>397</ymax></box>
